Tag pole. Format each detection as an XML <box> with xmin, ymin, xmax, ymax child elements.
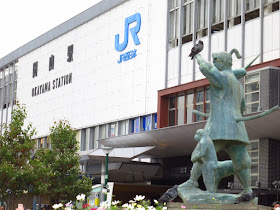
<box><xmin>104</xmin><ymin>153</ymin><xmax>109</xmax><ymax>202</ymax></box>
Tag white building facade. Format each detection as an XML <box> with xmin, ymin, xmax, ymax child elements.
<box><xmin>1</xmin><ymin>0</ymin><xmax>280</xmax><ymax>206</ymax></box>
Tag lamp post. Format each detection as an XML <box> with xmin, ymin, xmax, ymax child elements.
<box><xmin>272</xmin><ymin>180</ymin><xmax>280</xmax><ymax>201</ymax></box>
<box><xmin>102</xmin><ymin>147</ymin><xmax>112</xmax><ymax>202</ymax></box>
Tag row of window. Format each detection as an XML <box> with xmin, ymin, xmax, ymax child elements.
<box><xmin>167</xmin><ymin>72</ymin><xmax>261</xmax><ymax>126</ymax></box>
<box><xmin>169</xmin><ymin>0</ymin><xmax>280</xmax><ymax>47</ymax></box>
<box><xmin>0</xmin><ymin>63</ymin><xmax>17</xmax><ymax>108</ymax></box>
<box><xmin>32</xmin><ymin>44</ymin><xmax>73</xmax><ymax>78</ymax></box>
<box><xmin>78</xmin><ymin>114</ymin><xmax>158</xmax><ymax>151</ymax></box>
<box><xmin>168</xmin><ymin>86</ymin><xmax>210</xmax><ymax>126</ymax></box>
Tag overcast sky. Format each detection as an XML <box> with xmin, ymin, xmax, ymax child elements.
<box><xmin>0</xmin><ymin>0</ymin><xmax>102</xmax><ymax>59</ymax></box>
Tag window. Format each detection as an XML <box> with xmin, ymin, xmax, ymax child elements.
<box><xmin>132</xmin><ymin>117</ymin><xmax>140</xmax><ymax>133</ymax></box>
<box><xmin>142</xmin><ymin>115</ymin><xmax>152</xmax><ymax>131</ymax></box>
<box><xmin>33</xmin><ymin>61</ymin><xmax>38</xmax><ymax>78</ymax></box>
<box><xmin>99</xmin><ymin>124</ymin><xmax>108</xmax><ymax>139</ymax></box>
<box><xmin>0</xmin><ymin>63</ymin><xmax>17</xmax><ymax>110</ymax></box>
<box><xmin>110</xmin><ymin>122</ymin><xmax>118</xmax><ymax>137</ymax></box>
<box><xmin>154</xmin><ymin>113</ymin><xmax>157</xmax><ymax>129</ymax></box>
<box><xmin>169</xmin><ymin>0</ymin><xmax>180</xmax><ymax>48</ymax></box>
<box><xmin>244</xmin><ymin>72</ymin><xmax>260</xmax><ymax>114</ymax></box>
<box><xmin>186</xmin><ymin>92</ymin><xmax>194</xmax><ymax>124</ymax></box>
<box><xmin>247</xmin><ymin>139</ymin><xmax>259</xmax><ymax>186</ymax></box>
<box><xmin>177</xmin><ymin>94</ymin><xmax>185</xmax><ymax>125</ymax></box>
<box><xmin>67</xmin><ymin>44</ymin><xmax>74</xmax><ymax>62</ymax></box>
<box><xmin>120</xmin><ymin>120</ymin><xmax>129</xmax><ymax>135</ymax></box>
<box><xmin>195</xmin><ymin>90</ymin><xmax>204</xmax><ymax>122</ymax></box>
<box><xmin>169</xmin><ymin>96</ymin><xmax>176</xmax><ymax>126</ymax></box>
<box><xmin>49</xmin><ymin>55</ymin><xmax>55</xmax><ymax>71</ymax></box>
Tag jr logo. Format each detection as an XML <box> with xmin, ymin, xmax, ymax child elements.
<box><xmin>115</xmin><ymin>13</ymin><xmax>141</xmax><ymax>52</ymax></box>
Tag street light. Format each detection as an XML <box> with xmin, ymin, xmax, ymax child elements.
<box><xmin>102</xmin><ymin>147</ymin><xmax>113</xmax><ymax>202</ymax></box>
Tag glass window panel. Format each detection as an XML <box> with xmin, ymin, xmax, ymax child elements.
<box><xmin>245</xmin><ymin>73</ymin><xmax>259</xmax><ymax>83</ymax></box>
<box><xmin>250</xmin><ymin>151</ymin><xmax>259</xmax><ymax>159</ymax></box>
<box><xmin>251</xmin><ymin>164</ymin><xmax>259</xmax><ymax>174</ymax></box>
<box><xmin>177</xmin><ymin>95</ymin><xmax>185</xmax><ymax>125</ymax></box>
<box><xmin>183</xmin><ymin>3</ymin><xmax>193</xmax><ymax>35</ymax></box>
<box><xmin>198</xmin><ymin>0</ymin><xmax>208</xmax><ymax>29</ymax></box>
<box><xmin>120</xmin><ymin>121</ymin><xmax>126</xmax><ymax>135</ymax></box>
<box><xmin>178</xmin><ymin>95</ymin><xmax>185</xmax><ymax>107</ymax></box>
<box><xmin>133</xmin><ymin>118</ymin><xmax>140</xmax><ymax>133</ymax></box>
<box><xmin>246</xmin><ymin>102</ymin><xmax>259</xmax><ymax>114</ymax></box>
<box><xmin>178</xmin><ymin>107</ymin><xmax>185</xmax><ymax>125</ymax></box>
<box><xmin>195</xmin><ymin>104</ymin><xmax>204</xmax><ymax>122</ymax></box>
<box><xmin>169</xmin><ymin>110</ymin><xmax>176</xmax><ymax>126</ymax></box>
<box><xmin>250</xmin><ymin>141</ymin><xmax>259</xmax><ymax>151</ymax></box>
<box><xmin>196</xmin><ymin>90</ymin><xmax>204</xmax><ymax>103</ymax></box>
<box><xmin>110</xmin><ymin>124</ymin><xmax>116</xmax><ymax>137</ymax></box>
<box><xmin>245</xmin><ymin>82</ymin><xmax>259</xmax><ymax>93</ymax></box>
<box><xmin>169</xmin><ymin>96</ymin><xmax>176</xmax><ymax>109</ymax></box>
<box><xmin>143</xmin><ymin>115</ymin><xmax>152</xmax><ymax>131</ymax></box>
<box><xmin>187</xmin><ymin>93</ymin><xmax>194</xmax><ymax>105</ymax></box>
<box><xmin>206</xmin><ymin>102</ymin><xmax>210</xmax><ymax>113</ymax></box>
<box><xmin>245</xmin><ymin>92</ymin><xmax>259</xmax><ymax>103</ymax></box>
<box><xmin>206</xmin><ymin>88</ymin><xmax>210</xmax><ymax>101</ymax></box>
<box><xmin>251</xmin><ymin>175</ymin><xmax>258</xmax><ymax>186</ymax></box>
<box><xmin>154</xmin><ymin>114</ymin><xmax>157</xmax><ymax>129</ymax></box>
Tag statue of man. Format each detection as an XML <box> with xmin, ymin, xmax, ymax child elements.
<box><xmin>179</xmin><ymin>49</ymin><xmax>252</xmax><ymax>196</ymax></box>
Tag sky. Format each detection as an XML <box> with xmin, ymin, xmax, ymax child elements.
<box><xmin>0</xmin><ymin>0</ymin><xmax>102</xmax><ymax>59</ymax></box>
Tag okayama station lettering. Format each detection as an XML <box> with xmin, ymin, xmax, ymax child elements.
<box><xmin>32</xmin><ymin>73</ymin><xmax>72</xmax><ymax>97</ymax></box>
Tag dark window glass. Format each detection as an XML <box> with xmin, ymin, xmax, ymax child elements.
<box><xmin>67</xmin><ymin>44</ymin><xmax>74</xmax><ymax>62</ymax></box>
<box><xmin>196</xmin><ymin>90</ymin><xmax>204</xmax><ymax>103</ymax></box>
<box><xmin>33</xmin><ymin>62</ymin><xmax>38</xmax><ymax>78</ymax></box>
<box><xmin>169</xmin><ymin>110</ymin><xmax>176</xmax><ymax>126</ymax></box>
<box><xmin>169</xmin><ymin>96</ymin><xmax>176</xmax><ymax>109</ymax></box>
<box><xmin>49</xmin><ymin>55</ymin><xmax>55</xmax><ymax>71</ymax></box>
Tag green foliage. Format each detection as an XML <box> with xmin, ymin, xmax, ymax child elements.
<box><xmin>35</xmin><ymin>120</ymin><xmax>92</xmax><ymax>204</ymax></box>
<box><xmin>0</xmin><ymin>103</ymin><xmax>36</xmax><ymax>199</ymax></box>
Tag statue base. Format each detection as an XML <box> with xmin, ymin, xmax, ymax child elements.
<box><xmin>167</xmin><ymin>202</ymin><xmax>270</xmax><ymax>210</ymax></box>
<box><xmin>177</xmin><ymin>186</ymin><xmax>256</xmax><ymax>205</ymax></box>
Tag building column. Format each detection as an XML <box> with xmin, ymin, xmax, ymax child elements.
<box><xmin>260</xmin><ymin>0</ymin><xmax>264</xmax><ymax>63</ymax></box>
<box><xmin>192</xmin><ymin>0</ymin><xmax>198</xmax><ymax>81</ymax></box>
<box><xmin>100</xmin><ymin>160</ymin><xmax>106</xmax><ymax>203</ymax></box>
<box><xmin>241</xmin><ymin>0</ymin><xmax>245</xmax><ymax>66</ymax></box>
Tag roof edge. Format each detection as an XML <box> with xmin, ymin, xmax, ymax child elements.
<box><xmin>0</xmin><ymin>0</ymin><xmax>129</xmax><ymax>69</ymax></box>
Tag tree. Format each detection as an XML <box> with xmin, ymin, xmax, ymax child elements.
<box><xmin>36</xmin><ymin>120</ymin><xmax>92</xmax><ymax>205</ymax></box>
<box><xmin>0</xmin><ymin>103</ymin><xmax>36</xmax><ymax>209</ymax></box>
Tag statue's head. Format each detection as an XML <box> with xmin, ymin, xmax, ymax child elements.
<box><xmin>194</xmin><ymin>129</ymin><xmax>204</xmax><ymax>142</ymax></box>
<box><xmin>212</xmin><ymin>49</ymin><xmax>242</xmax><ymax>71</ymax></box>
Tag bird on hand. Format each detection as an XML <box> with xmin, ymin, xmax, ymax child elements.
<box><xmin>189</xmin><ymin>40</ymin><xmax>204</xmax><ymax>59</ymax></box>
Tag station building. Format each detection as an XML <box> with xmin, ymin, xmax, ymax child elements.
<box><xmin>1</xmin><ymin>0</ymin><xmax>280</xmax><ymax>206</ymax></box>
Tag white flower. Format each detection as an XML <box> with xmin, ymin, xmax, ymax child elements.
<box><xmin>76</xmin><ymin>194</ymin><xmax>85</xmax><ymax>201</ymax></box>
<box><xmin>129</xmin><ymin>200</ymin><xmax>136</xmax><ymax>203</ymax></box>
<box><xmin>134</xmin><ymin>195</ymin><xmax>145</xmax><ymax>201</ymax></box>
<box><xmin>127</xmin><ymin>204</ymin><xmax>135</xmax><ymax>209</ymax></box>
<box><xmin>112</xmin><ymin>200</ymin><xmax>120</xmax><ymax>206</ymax></box>
<box><xmin>162</xmin><ymin>207</ymin><xmax>167</xmax><ymax>210</ymax></box>
<box><xmin>153</xmin><ymin>199</ymin><xmax>158</xmax><ymax>204</ymax></box>
<box><xmin>100</xmin><ymin>201</ymin><xmax>111</xmax><ymax>208</ymax></box>
<box><xmin>23</xmin><ymin>190</ymin><xmax>28</xmax><ymax>194</ymax></box>
<box><xmin>122</xmin><ymin>203</ymin><xmax>129</xmax><ymax>208</ymax></box>
<box><xmin>58</xmin><ymin>203</ymin><xmax>63</xmax><ymax>208</ymax></box>
<box><xmin>52</xmin><ymin>204</ymin><xmax>60</xmax><ymax>209</ymax></box>
<box><xmin>148</xmin><ymin>206</ymin><xmax>156</xmax><ymax>210</ymax></box>
<box><xmin>136</xmin><ymin>207</ymin><xmax>145</xmax><ymax>210</ymax></box>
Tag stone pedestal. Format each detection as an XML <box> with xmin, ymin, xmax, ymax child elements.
<box><xmin>167</xmin><ymin>202</ymin><xmax>271</xmax><ymax>210</ymax></box>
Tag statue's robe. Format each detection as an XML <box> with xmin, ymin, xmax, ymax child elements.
<box><xmin>199</xmin><ymin>62</ymin><xmax>249</xmax><ymax>145</ymax></box>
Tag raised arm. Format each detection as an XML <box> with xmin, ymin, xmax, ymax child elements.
<box><xmin>233</xmin><ymin>68</ymin><xmax>246</xmax><ymax>79</ymax></box>
<box><xmin>195</xmin><ymin>54</ymin><xmax>224</xmax><ymax>89</ymax></box>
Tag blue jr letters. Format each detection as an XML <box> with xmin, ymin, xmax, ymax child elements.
<box><xmin>115</xmin><ymin>13</ymin><xmax>141</xmax><ymax>63</ymax></box>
